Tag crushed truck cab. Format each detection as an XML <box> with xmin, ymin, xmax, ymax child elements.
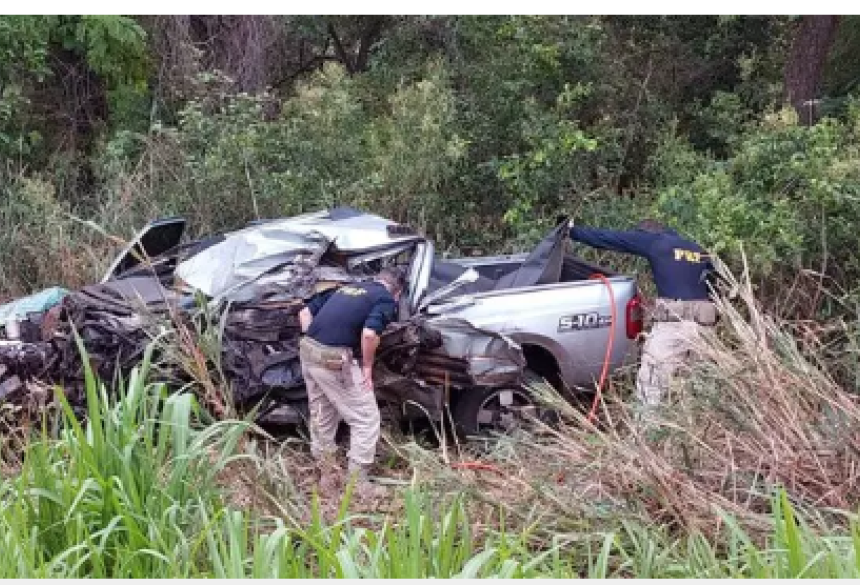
<box><xmin>0</xmin><ymin>207</ymin><xmax>642</xmax><ymax>435</ymax></box>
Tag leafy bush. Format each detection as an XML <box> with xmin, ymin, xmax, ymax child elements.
<box><xmin>0</xmin><ymin>17</ymin><xmax>52</xmax><ymax>161</ymax></box>
<box><xmin>496</xmin><ymin>89</ymin><xmax>599</xmax><ymax>243</ymax></box>
<box><xmin>0</xmin><ymin>169</ymin><xmax>169</xmax><ymax>294</ymax></box>
<box><xmin>174</xmin><ymin>62</ymin><xmax>466</xmax><ymax>241</ymax></box>
<box><xmin>0</xmin><ymin>175</ymin><xmax>103</xmax><ymax>292</ymax></box>
<box><xmin>652</xmin><ymin>104</ymin><xmax>860</xmax><ymax>315</ymax></box>
<box><xmin>0</xmin><ymin>16</ymin><xmax>150</xmax><ymax>170</ymax></box>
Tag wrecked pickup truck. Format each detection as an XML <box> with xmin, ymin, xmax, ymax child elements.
<box><xmin>0</xmin><ymin>207</ymin><xmax>642</xmax><ymax>435</ymax></box>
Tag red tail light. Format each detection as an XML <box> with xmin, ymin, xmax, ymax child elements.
<box><xmin>626</xmin><ymin>294</ymin><xmax>644</xmax><ymax>340</ymax></box>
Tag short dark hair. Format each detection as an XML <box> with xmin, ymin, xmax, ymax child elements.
<box><xmin>377</xmin><ymin>266</ymin><xmax>407</xmax><ymax>294</ymax></box>
<box><xmin>637</xmin><ymin>219</ymin><xmax>666</xmax><ymax>233</ymax></box>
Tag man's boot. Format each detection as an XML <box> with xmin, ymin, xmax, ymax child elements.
<box><xmin>315</xmin><ymin>453</ymin><xmax>343</xmax><ymax>498</ymax></box>
<box><xmin>346</xmin><ymin>463</ymin><xmax>387</xmax><ymax>504</ymax></box>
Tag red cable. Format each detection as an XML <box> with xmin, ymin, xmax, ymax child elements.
<box><xmin>450</xmin><ymin>461</ymin><xmax>506</xmax><ymax>475</ymax></box>
<box><xmin>587</xmin><ymin>273</ymin><xmax>616</xmax><ymax>424</ymax></box>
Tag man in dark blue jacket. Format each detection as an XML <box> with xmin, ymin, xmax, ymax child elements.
<box><xmin>569</xmin><ymin>219</ymin><xmax>717</xmax><ymax>410</ymax></box>
<box><xmin>298</xmin><ymin>266</ymin><xmax>406</xmax><ymax>499</ymax></box>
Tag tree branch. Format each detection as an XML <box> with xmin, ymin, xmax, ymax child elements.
<box><xmin>326</xmin><ymin>20</ymin><xmax>355</xmax><ymax>74</ymax></box>
<box><xmin>354</xmin><ymin>16</ymin><xmax>387</xmax><ymax>73</ymax></box>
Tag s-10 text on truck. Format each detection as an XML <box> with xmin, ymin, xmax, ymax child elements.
<box><xmin>0</xmin><ymin>208</ymin><xmax>642</xmax><ymax>436</ymax></box>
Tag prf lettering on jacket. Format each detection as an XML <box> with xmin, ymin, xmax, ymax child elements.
<box><xmin>673</xmin><ymin>248</ymin><xmax>702</xmax><ymax>263</ymax></box>
<box><xmin>340</xmin><ymin>286</ymin><xmax>368</xmax><ymax>297</ymax></box>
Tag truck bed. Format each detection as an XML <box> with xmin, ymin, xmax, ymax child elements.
<box><xmin>453</xmin><ymin>253</ymin><xmax>616</xmax><ymax>282</ymax></box>
<box><xmin>429</xmin><ymin>252</ymin><xmax>616</xmax><ymax>295</ymax></box>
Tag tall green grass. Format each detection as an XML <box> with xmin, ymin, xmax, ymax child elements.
<box><xmin>2</xmin><ymin>340</ymin><xmax>860</xmax><ymax>577</ymax></box>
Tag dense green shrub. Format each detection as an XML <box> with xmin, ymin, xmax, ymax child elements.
<box><xmin>173</xmin><ymin>62</ymin><xmax>466</xmax><ymax>242</ymax></box>
<box><xmin>0</xmin><ymin>172</ymin><xmax>161</xmax><ymax>293</ymax></box>
<box><xmin>652</xmin><ymin>104</ymin><xmax>860</xmax><ymax>312</ymax></box>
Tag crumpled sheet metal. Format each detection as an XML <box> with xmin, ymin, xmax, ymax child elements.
<box><xmin>178</xmin><ymin>232</ymin><xmax>329</xmax><ymax>301</ymax></box>
<box><xmin>176</xmin><ymin>207</ymin><xmax>422</xmax><ymax>300</ymax></box>
<box><xmin>0</xmin><ymin>342</ymin><xmax>56</xmax><ymax>400</ymax></box>
<box><xmin>371</xmin><ymin>320</ymin><xmax>446</xmax><ymax>418</ymax></box>
<box><xmin>424</xmin><ymin>317</ymin><xmax>525</xmax><ymax>387</ymax></box>
<box><xmin>0</xmin><ymin>209</ymin><xmax>528</xmax><ymax>420</ymax></box>
<box><xmin>0</xmin><ymin>284</ymin><xmax>527</xmax><ymax>418</ymax></box>
<box><xmin>277</xmin><ymin>207</ymin><xmax>422</xmax><ymax>253</ymax></box>
<box><xmin>217</xmin><ymin>251</ymin><xmax>329</xmax><ymax>304</ymax></box>
<box><xmin>54</xmin><ymin>280</ymin><xmax>172</xmax><ymax>388</ymax></box>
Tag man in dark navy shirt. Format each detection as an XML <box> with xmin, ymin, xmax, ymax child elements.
<box><xmin>298</xmin><ymin>266</ymin><xmax>406</xmax><ymax>499</ymax></box>
<box><xmin>569</xmin><ymin>219</ymin><xmax>717</xmax><ymax>411</ymax></box>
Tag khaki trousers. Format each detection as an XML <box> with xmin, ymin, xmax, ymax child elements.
<box><xmin>635</xmin><ymin>299</ymin><xmax>716</xmax><ymax>407</ymax></box>
<box><xmin>299</xmin><ymin>337</ymin><xmax>381</xmax><ymax>469</ymax></box>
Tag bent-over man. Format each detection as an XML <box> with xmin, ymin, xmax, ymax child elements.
<box><xmin>569</xmin><ymin>219</ymin><xmax>717</xmax><ymax>409</ymax></box>
<box><xmin>298</xmin><ymin>266</ymin><xmax>406</xmax><ymax>498</ymax></box>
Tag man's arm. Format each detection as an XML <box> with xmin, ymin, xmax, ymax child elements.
<box><xmin>360</xmin><ymin>328</ymin><xmax>381</xmax><ymax>390</ymax></box>
<box><xmin>358</xmin><ymin>296</ymin><xmax>397</xmax><ymax>391</ymax></box>
<box><xmin>569</xmin><ymin>225</ymin><xmax>658</xmax><ymax>258</ymax></box>
<box><xmin>300</xmin><ymin>288</ymin><xmax>336</xmax><ymax>332</ymax></box>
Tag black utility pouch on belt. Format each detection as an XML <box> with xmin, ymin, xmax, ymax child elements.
<box><xmin>300</xmin><ymin>337</ymin><xmax>348</xmax><ymax>370</ymax></box>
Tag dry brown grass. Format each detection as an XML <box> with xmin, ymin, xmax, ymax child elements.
<box><xmin>382</xmin><ymin>255</ymin><xmax>860</xmax><ymax>542</ymax></box>
<box><xmin>5</xmin><ymin>239</ymin><xmax>857</xmax><ymax>546</ymax></box>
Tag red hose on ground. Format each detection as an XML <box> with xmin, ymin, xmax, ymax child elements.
<box><xmin>587</xmin><ymin>273</ymin><xmax>617</xmax><ymax>424</ymax></box>
<box><xmin>450</xmin><ymin>461</ymin><xmax>506</xmax><ymax>475</ymax></box>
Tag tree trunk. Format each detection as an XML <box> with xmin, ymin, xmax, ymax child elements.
<box><xmin>783</xmin><ymin>15</ymin><xmax>840</xmax><ymax>124</ymax></box>
<box><xmin>216</xmin><ymin>16</ymin><xmax>272</xmax><ymax>92</ymax></box>
<box><xmin>327</xmin><ymin>20</ymin><xmax>355</xmax><ymax>74</ymax></box>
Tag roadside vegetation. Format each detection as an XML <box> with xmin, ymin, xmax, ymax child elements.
<box><xmin>2</xmin><ymin>260</ymin><xmax>860</xmax><ymax>577</ymax></box>
<box><xmin>3</xmin><ymin>14</ymin><xmax>860</xmax><ymax>577</ymax></box>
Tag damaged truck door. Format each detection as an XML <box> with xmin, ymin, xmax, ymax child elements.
<box><xmin>102</xmin><ymin>217</ymin><xmax>187</xmax><ymax>283</ymax></box>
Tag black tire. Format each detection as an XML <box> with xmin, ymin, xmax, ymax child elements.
<box><xmin>452</xmin><ymin>385</ymin><xmax>539</xmax><ymax>438</ymax></box>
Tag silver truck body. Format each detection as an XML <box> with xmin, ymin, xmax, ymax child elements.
<box><xmin>107</xmin><ymin>210</ymin><xmax>642</xmax><ymax>392</ymax></box>
<box><xmin>426</xmin><ymin>253</ymin><xmax>641</xmax><ymax>388</ymax></box>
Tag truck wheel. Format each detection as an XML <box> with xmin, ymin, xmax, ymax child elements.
<box><xmin>452</xmin><ymin>386</ymin><xmax>538</xmax><ymax>437</ymax></box>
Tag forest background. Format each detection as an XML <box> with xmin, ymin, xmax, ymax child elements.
<box><xmin>4</xmin><ymin>15</ymin><xmax>860</xmax><ymax>577</ymax></box>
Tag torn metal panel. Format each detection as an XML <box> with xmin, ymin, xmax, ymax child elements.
<box><xmin>425</xmin><ymin>220</ymin><xmax>568</xmax><ymax>298</ymax></box>
<box><xmin>373</xmin><ymin>362</ymin><xmax>445</xmax><ymax>420</ymax></box>
<box><xmin>177</xmin><ymin>231</ymin><xmax>329</xmax><ymax>301</ymax></box>
<box><xmin>494</xmin><ymin>220</ymin><xmax>567</xmax><ymax>289</ymax></box>
<box><xmin>0</xmin><ymin>375</ymin><xmax>22</xmax><ymax>401</ymax></box>
<box><xmin>102</xmin><ymin>217</ymin><xmax>186</xmax><ymax>283</ymax></box>
<box><xmin>424</xmin><ymin>317</ymin><xmax>525</xmax><ymax>387</ymax></box>
<box><xmin>280</xmin><ymin>207</ymin><xmax>422</xmax><ymax>252</ymax></box>
<box><xmin>0</xmin><ymin>342</ymin><xmax>56</xmax><ymax>392</ymax></box>
<box><xmin>176</xmin><ymin>207</ymin><xmax>421</xmax><ymax>300</ymax></box>
<box><xmin>0</xmin><ymin>206</ymin><xmax>529</xmax><ymax>427</ymax></box>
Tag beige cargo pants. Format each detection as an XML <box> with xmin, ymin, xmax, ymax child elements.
<box><xmin>299</xmin><ymin>336</ymin><xmax>381</xmax><ymax>470</ymax></box>
<box><xmin>635</xmin><ymin>299</ymin><xmax>716</xmax><ymax>407</ymax></box>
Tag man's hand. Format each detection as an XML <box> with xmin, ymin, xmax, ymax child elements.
<box><xmin>361</xmin><ymin>365</ymin><xmax>374</xmax><ymax>391</ymax></box>
<box><xmin>298</xmin><ymin>307</ymin><xmax>312</xmax><ymax>333</ymax></box>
